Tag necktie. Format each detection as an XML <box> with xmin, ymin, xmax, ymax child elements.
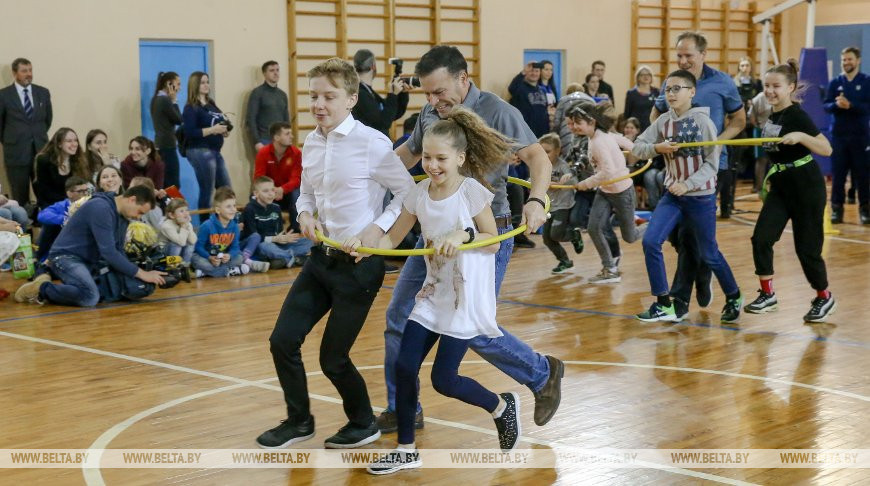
<box><xmin>23</xmin><ymin>88</ymin><xmax>34</xmax><ymax>119</ymax></box>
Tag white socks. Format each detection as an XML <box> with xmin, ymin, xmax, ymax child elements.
<box><xmin>397</xmin><ymin>442</ymin><xmax>416</xmax><ymax>452</ymax></box>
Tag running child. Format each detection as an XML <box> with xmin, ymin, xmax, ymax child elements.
<box><xmin>745</xmin><ymin>59</ymin><xmax>836</xmax><ymax>322</ymax></box>
<box><xmin>357</xmin><ymin>107</ymin><xmax>522</xmax><ymax>475</ymax></box>
<box><xmin>632</xmin><ymin>69</ymin><xmax>744</xmax><ymax>323</ymax></box>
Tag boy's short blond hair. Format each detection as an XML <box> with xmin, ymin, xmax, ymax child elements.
<box><xmin>538</xmin><ymin>133</ymin><xmax>561</xmax><ymax>150</ymax></box>
<box><xmin>213</xmin><ymin>186</ymin><xmax>236</xmax><ymax>206</ymax></box>
<box><xmin>307</xmin><ymin>57</ymin><xmax>359</xmax><ymax>95</ymax></box>
<box><xmin>253</xmin><ymin>175</ymin><xmax>274</xmax><ymax>191</ymax></box>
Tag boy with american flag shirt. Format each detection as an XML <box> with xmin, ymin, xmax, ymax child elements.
<box><xmin>631</xmin><ymin>69</ymin><xmax>744</xmax><ymax>324</ymax></box>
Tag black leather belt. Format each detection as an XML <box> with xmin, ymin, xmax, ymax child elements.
<box><xmin>314</xmin><ymin>244</ymin><xmax>355</xmax><ymax>263</ymax></box>
<box><xmin>494</xmin><ymin>215</ymin><xmax>511</xmax><ymax>229</ymax></box>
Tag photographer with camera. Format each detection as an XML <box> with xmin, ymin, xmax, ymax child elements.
<box><xmin>14</xmin><ymin>185</ymin><xmax>166</xmax><ymax>307</ymax></box>
<box><xmin>182</xmin><ymin>71</ymin><xmax>233</xmax><ymax>213</ymax></box>
<box><xmin>351</xmin><ymin>49</ymin><xmax>411</xmax><ymax>137</ymax></box>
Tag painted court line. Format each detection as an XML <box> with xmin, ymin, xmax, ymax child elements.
<box><xmin>0</xmin><ymin>330</ymin><xmax>859</xmax><ymax>485</ymax></box>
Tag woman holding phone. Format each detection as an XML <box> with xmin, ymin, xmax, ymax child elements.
<box><xmin>151</xmin><ymin>71</ymin><xmax>183</xmax><ymax>190</ymax></box>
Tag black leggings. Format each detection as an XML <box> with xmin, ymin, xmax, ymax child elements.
<box><xmin>750</xmin><ymin>162</ymin><xmax>828</xmax><ymax>290</ymax></box>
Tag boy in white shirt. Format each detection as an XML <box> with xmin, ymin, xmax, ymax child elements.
<box><xmin>256</xmin><ymin>58</ymin><xmax>414</xmax><ymax>450</ymax></box>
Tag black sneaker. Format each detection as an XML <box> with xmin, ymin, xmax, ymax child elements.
<box><xmin>292</xmin><ymin>255</ymin><xmax>308</xmax><ymax>268</ymax></box>
<box><xmin>493</xmin><ymin>392</ymin><xmax>521</xmax><ymax>452</ymax></box>
<box><xmin>375</xmin><ymin>409</ymin><xmax>424</xmax><ymax>433</ymax></box>
<box><xmin>804</xmin><ymin>294</ymin><xmax>836</xmax><ymax>323</ymax></box>
<box><xmin>324</xmin><ymin>421</ymin><xmax>381</xmax><ymax>449</ymax></box>
<box><xmin>673</xmin><ymin>298</ymin><xmax>689</xmax><ymax>322</ymax></box>
<box><xmin>721</xmin><ymin>292</ymin><xmax>744</xmax><ymax>324</ymax></box>
<box><xmin>514</xmin><ymin>235</ymin><xmax>535</xmax><ymax>248</ymax></box>
<box><xmin>256</xmin><ymin>416</ymin><xmax>315</xmax><ymax>449</ymax></box>
<box><xmin>831</xmin><ymin>205</ymin><xmax>844</xmax><ymax>224</ymax></box>
<box><xmin>571</xmin><ymin>229</ymin><xmax>584</xmax><ymax>254</ymax></box>
<box><xmin>366</xmin><ymin>449</ymin><xmax>422</xmax><ymax>475</ymax></box>
<box><xmin>744</xmin><ymin>290</ymin><xmax>778</xmax><ymax>314</ymax></box>
<box><xmin>384</xmin><ymin>264</ymin><xmax>400</xmax><ymax>274</ymax></box>
<box><xmin>532</xmin><ymin>356</ymin><xmax>563</xmax><ymax>426</ymax></box>
<box><xmin>696</xmin><ymin>271</ymin><xmax>713</xmax><ymax>308</ymax></box>
<box><xmin>551</xmin><ymin>260</ymin><xmax>573</xmax><ymax>274</ymax></box>
<box><xmin>269</xmin><ymin>258</ymin><xmax>288</xmax><ymax>270</ymax></box>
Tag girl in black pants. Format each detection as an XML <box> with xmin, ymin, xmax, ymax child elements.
<box><xmin>745</xmin><ymin>60</ymin><xmax>835</xmax><ymax>323</ymax></box>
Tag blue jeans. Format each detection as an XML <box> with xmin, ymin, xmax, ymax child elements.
<box><xmin>186</xmin><ymin>147</ymin><xmax>231</xmax><ymax>211</ymax></box>
<box><xmin>164</xmin><ymin>243</ymin><xmax>194</xmax><ymax>263</ymax></box>
<box><xmin>641</xmin><ymin>193</ymin><xmax>739</xmax><ymax>297</ymax></box>
<box><xmin>383</xmin><ymin>220</ymin><xmax>549</xmax><ymax>412</ymax></box>
<box><xmin>0</xmin><ymin>205</ymin><xmax>29</xmax><ymax>227</ymax></box>
<box><xmin>191</xmin><ymin>253</ymin><xmax>244</xmax><ymax>277</ymax></box>
<box><xmin>255</xmin><ymin>238</ymin><xmax>313</xmax><ymax>266</ymax></box>
<box><xmin>159</xmin><ymin>148</ymin><xmax>181</xmax><ymax>190</ymax></box>
<box><xmin>42</xmin><ymin>255</ymin><xmax>100</xmax><ymax>307</ymax></box>
<box><xmin>396</xmin><ymin>320</ymin><xmax>498</xmax><ymax>445</ymax></box>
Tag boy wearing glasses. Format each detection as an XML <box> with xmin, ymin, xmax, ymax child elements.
<box><xmin>631</xmin><ymin>69</ymin><xmax>743</xmax><ymax>324</ymax></box>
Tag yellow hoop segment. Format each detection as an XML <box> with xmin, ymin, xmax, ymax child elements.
<box><xmin>549</xmin><ymin>159</ymin><xmax>654</xmax><ymax>190</ymax></box>
<box><xmin>316</xmin><ymin>176</ymin><xmax>550</xmax><ymax>256</ymax></box>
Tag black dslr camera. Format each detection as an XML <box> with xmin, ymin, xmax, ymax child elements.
<box><xmin>218</xmin><ymin>118</ymin><xmax>234</xmax><ymax>133</ymax></box>
<box><xmin>126</xmin><ymin>240</ymin><xmax>191</xmax><ymax>289</ymax></box>
<box><xmin>388</xmin><ymin>58</ymin><xmax>421</xmax><ymax>88</ymax></box>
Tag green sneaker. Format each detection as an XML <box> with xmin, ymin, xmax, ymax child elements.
<box><xmin>636</xmin><ymin>302</ymin><xmax>679</xmax><ymax>322</ymax></box>
<box><xmin>721</xmin><ymin>292</ymin><xmax>744</xmax><ymax>324</ymax></box>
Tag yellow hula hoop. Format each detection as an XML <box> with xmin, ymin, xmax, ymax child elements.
<box><xmin>549</xmin><ymin>159</ymin><xmax>654</xmax><ymax>190</ymax></box>
<box><xmin>315</xmin><ymin>176</ymin><xmax>550</xmax><ymax>256</ymax></box>
<box><xmin>674</xmin><ymin>137</ymin><xmax>782</xmax><ymax>148</ymax></box>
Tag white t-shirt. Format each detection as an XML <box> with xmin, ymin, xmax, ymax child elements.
<box><xmin>405</xmin><ymin>177</ymin><xmax>502</xmax><ymax>339</ymax></box>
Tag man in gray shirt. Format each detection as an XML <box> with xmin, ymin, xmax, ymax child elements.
<box><xmin>377</xmin><ymin>45</ymin><xmax>563</xmax><ymax>434</ymax></box>
<box><xmin>247</xmin><ymin>61</ymin><xmax>290</xmax><ymax>151</ymax></box>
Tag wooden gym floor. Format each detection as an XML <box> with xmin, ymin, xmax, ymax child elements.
<box><xmin>1</xmin><ymin>182</ymin><xmax>869</xmax><ymax>486</ymax></box>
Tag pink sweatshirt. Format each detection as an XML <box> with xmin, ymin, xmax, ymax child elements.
<box><xmin>578</xmin><ymin>130</ymin><xmax>633</xmax><ymax>194</ymax></box>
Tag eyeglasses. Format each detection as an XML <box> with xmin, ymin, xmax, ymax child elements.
<box><xmin>70</xmin><ymin>188</ymin><xmax>91</xmax><ymax>194</ymax></box>
<box><xmin>664</xmin><ymin>85</ymin><xmax>692</xmax><ymax>94</ymax></box>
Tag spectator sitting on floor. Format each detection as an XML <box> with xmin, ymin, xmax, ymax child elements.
<box><xmin>242</xmin><ymin>176</ymin><xmax>312</xmax><ymax>269</ymax></box>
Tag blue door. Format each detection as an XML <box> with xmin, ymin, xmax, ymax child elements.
<box><xmin>523</xmin><ymin>49</ymin><xmax>564</xmax><ymax>98</ymax></box>
<box><xmin>139</xmin><ymin>40</ymin><xmax>210</xmax><ymax>209</ymax></box>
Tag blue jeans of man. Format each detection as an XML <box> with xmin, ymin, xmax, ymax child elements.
<box><xmin>641</xmin><ymin>193</ymin><xmax>739</xmax><ymax>297</ymax></box>
<box><xmin>41</xmin><ymin>254</ymin><xmax>100</xmax><ymax>307</ymax></box>
<box><xmin>185</xmin><ymin>147</ymin><xmax>231</xmax><ymax>212</ymax></box>
<box><xmin>383</xmin><ymin>220</ymin><xmax>550</xmax><ymax>413</ymax></box>
<box><xmin>256</xmin><ymin>238</ymin><xmax>314</xmax><ymax>266</ymax></box>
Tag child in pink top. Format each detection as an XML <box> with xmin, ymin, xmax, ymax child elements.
<box><xmin>570</xmin><ymin>103</ymin><xmax>646</xmax><ymax>283</ymax></box>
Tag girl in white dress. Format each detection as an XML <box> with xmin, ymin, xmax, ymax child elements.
<box><xmin>353</xmin><ymin>107</ymin><xmax>522</xmax><ymax>474</ymax></box>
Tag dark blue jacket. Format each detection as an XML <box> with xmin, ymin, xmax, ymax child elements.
<box><xmin>508</xmin><ymin>74</ymin><xmax>550</xmax><ymax>137</ymax></box>
<box><xmin>195</xmin><ymin>213</ymin><xmax>240</xmax><ymax>259</ymax></box>
<box><xmin>241</xmin><ymin>199</ymin><xmax>283</xmax><ymax>240</ymax></box>
<box><xmin>48</xmin><ymin>192</ymin><xmax>139</xmax><ymax>277</ymax></box>
<box><xmin>182</xmin><ymin>101</ymin><xmax>226</xmax><ymax>151</ymax></box>
<box><xmin>824</xmin><ymin>72</ymin><xmax>870</xmax><ymax>138</ymax></box>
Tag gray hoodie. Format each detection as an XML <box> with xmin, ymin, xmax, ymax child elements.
<box><xmin>631</xmin><ymin>106</ymin><xmax>721</xmax><ymax>196</ymax></box>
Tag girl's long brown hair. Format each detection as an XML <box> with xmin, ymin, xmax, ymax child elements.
<box><xmin>425</xmin><ymin>106</ymin><xmax>512</xmax><ymax>189</ymax></box>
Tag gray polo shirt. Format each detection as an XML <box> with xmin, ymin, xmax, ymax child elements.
<box><xmin>405</xmin><ymin>82</ymin><xmax>537</xmax><ymax>217</ymax></box>
<box><xmin>246</xmin><ymin>82</ymin><xmax>290</xmax><ymax>143</ymax></box>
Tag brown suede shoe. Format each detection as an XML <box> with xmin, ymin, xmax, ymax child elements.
<box><xmin>375</xmin><ymin>409</ymin><xmax>424</xmax><ymax>433</ymax></box>
<box><xmin>533</xmin><ymin>356</ymin><xmax>564</xmax><ymax>426</ymax></box>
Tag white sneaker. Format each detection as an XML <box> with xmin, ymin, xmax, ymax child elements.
<box><xmin>589</xmin><ymin>267</ymin><xmax>621</xmax><ymax>284</ymax></box>
<box><xmin>194</xmin><ymin>269</ymin><xmax>204</xmax><ymax>279</ymax></box>
<box><xmin>247</xmin><ymin>260</ymin><xmax>270</xmax><ymax>273</ymax></box>
<box><xmin>228</xmin><ymin>264</ymin><xmax>251</xmax><ymax>277</ymax></box>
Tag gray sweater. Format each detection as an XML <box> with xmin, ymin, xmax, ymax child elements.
<box><xmin>547</xmin><ymin>157</ymin><xmax>578</xmax><ymax>211</ymax></box>
<box><xmin>246</xmin><ymin>82</ymin><xmax>290</xmax><ymax>143</ymax></box>
<box><xmin>632</xmin><ymin>106</ymin><xmax>721</xmax><ymax>196</ymax></box>
<box><xmin>150</xmin><ymin>93</ymin><xmax>183</xmax><ymax>149</ymax></box>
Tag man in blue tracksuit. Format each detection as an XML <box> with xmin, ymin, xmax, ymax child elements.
<box><xmin>824</xmin><ymin>46</ymin><xmax>870</xmax><ymax>224</ymax></box>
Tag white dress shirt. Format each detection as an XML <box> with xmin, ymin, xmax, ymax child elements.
<box><xmin>296</xmin><ymin>113</ymin><xmax>414</xmax><ymax>241</ymax></box>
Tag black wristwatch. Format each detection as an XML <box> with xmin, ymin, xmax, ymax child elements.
<box><xmin>527</xmin><ymin>197</ymin><xmax>546</xmax><ymax>209</ymax></box>
<box><xmin>464</xmin><ymin>226</ymin><xmax>476</xmax><ymax>243</ymax></box>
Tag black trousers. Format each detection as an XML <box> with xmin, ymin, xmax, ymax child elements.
<box><xmin>542</xmin><ymin>208</ymin><xmax>571</xmax><ymax>262</ymax></box>
<box><xmin>831</xmin><ymin>134</ymin><xmax>869</xmax><ymax>207</ymax></box>
<box><xmin>751</xmin><ymin>162</ymin><xmax>828</xmax><ymax>290</ymax></box>
<box><xmin>3</xmin><ymin>141</ymin><xmax>37</xmax><ymax>204</ymax></box>
<box><xmin>269</xmin><ymin>245</ymin><xmax>385</xmax><ymax>426</ymax></box>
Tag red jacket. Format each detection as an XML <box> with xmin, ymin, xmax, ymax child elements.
<box><xmin>253</xmin><ymin>143</ymin><xmax>302</xmax><ymax>198</ymax></box>
<box><xmin>121</xmin><ymin>155</ymin><xmax>165</xmax><ymax>189</ymax></box>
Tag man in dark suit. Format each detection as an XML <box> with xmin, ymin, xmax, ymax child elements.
<box><xmin>0</xmin><ymin>58</ymin><xmax>53</xmax><ymax>205</ymax></box>
<box><xmin>351</xmin><ymin>49</ymin><xmax>410</xmax><ymax>137</ymax></box>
